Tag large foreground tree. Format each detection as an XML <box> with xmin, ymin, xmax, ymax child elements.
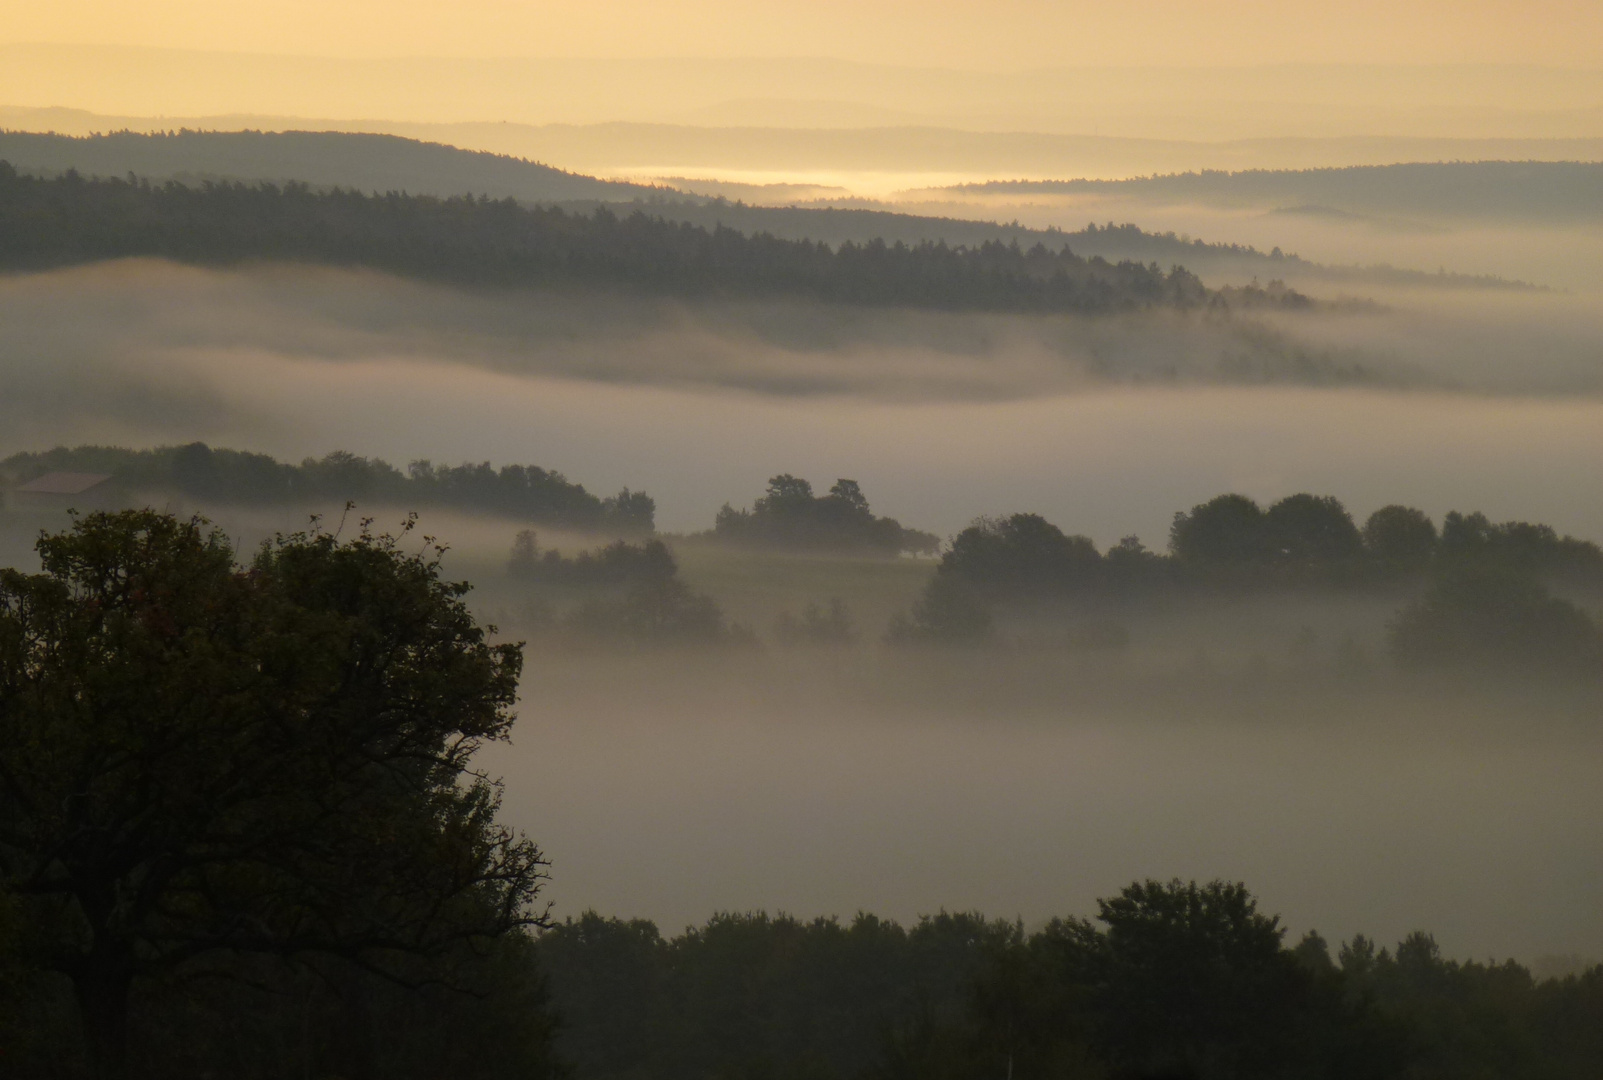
<box><xmin>0</xmin><ymin>510</ymin><xmax>548</xmax><ymax>1078</ymax></box>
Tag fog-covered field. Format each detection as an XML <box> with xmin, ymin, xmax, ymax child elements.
<box><xmin>491</xmin><ymin>653</ymin><xmax>1603</xmax><ymax>963</ymax></box>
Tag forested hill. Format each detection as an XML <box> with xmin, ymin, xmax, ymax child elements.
<box><xmin>0</xmin><ymin>165</ymin><xmax>1291</xmax><ymax>314</ymax></box>
<box><xmin>568</xmin><ymin>204</ymin><xmax>1533</xmax><ymax>291</ymax></box>
<box><xmin>0</xmin><ymin>129</ymin><xmax>1532</xmax><ymax>289</ymax></box>
<box><xmin>951</xmin><ymin>161</ymin><xmax>1603</xmax><ymax>222</ymax></box>
<box><xmin>0</xmin><ymin>128</ymin><xmax>661</xmax><ymax>204</ymax></box>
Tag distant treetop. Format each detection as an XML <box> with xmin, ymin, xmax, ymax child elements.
<box><xmin>711</xmin><ymin>474</ymin><xmax>938</xmax><ymax>556</ymax></box>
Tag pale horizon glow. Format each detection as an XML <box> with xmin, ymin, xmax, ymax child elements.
<box><xmin>7</xmin><ymin>0</ymin><xmax>1603</xmax><ymax>68</ymax></box>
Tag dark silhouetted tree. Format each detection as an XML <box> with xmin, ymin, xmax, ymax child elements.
<box><xmin>0</xmin><ymin>510</ymin><xmax>549</xmax><ymax>1079</ymax></box>
<box><xmin>941</xmin><ymin>513</ymin><xmax>1103</xmax><ymax>595</ymax></box>
<box><xmin>1169</xmin><ymin>494</ymin><xmax>1270</xmax><ymax>566</ymax></box>
<box><xmin>1265</xmin><ymin>494</ymin><xmax>1364</xmax><ymax>567</ymax></box>
<box><xmin>1077</xmin><ymin>879</ymin><xmax>1309</xmax><ymax>1080</ymax></box>
<box><xmin>1388</xmin><ymin>568</ymin><xmax>1602</xmax><ymax>674</ymax></box>
<box><xmin>1362</xmin><ymin>505</ymin><xmax>1438</xmax><ymax>575</ymax></box>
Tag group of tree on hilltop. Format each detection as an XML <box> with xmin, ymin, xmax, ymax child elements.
<box><xmin>711</xmin><ymin>475</ymin><xmax>940</xmax><ymax>556</ymax></box>
<box><xmin>0</xmin><ymin>164</ymin><xmax>1321</xmax><ymax>315</ymax></box>
<box><xmin>891</xmin><ymin>493</ymin><xmax>1603</xmax><ymax>672</ymax></box>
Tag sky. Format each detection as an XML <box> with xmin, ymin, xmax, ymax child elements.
<box><xmin>8</xmin><ymin>0</ymin><xmax>1603</xmax><ymax>69</ymax></box>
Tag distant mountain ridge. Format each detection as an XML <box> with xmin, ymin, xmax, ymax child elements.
<box><xmin>7</xmin><ymin>47</ymin><xmax>1602</xmax><ymax>140</ymax></box>
<box><xmin>948</xmin><ymin>162</ymin><xmax>1603</xmax><ymax>222</ymax></box>
<box><xmin>9</xmin><ymin>110</ymin><xmax>1602</xmax><ymax>188</ymax></box>
<box><xmin>0</xmin><ymin>128</ymin><xmax>664</xmax><ymax>205</ymax></box>
<box><xmin>0</xmin><ymin>128</ymin><xmax>1537</xmax><ymax>290</ymax></box>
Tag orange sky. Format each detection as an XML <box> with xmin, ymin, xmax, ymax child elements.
<box><xmin>7</xmin><ymin>0</ymin><xmax>1603</xmax><ymax>68</ymax></box>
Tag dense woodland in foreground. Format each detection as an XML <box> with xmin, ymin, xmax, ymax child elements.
<box><xmin>0</xmin><ymin>163</ymin><xmax>1317</xmax><ymax>313</ymax></box>
<box><xmin>9</xmin><ymin>869</ymin><xmax>1603</xmax><ymax>1079</ymax></box>
<box><xmin>537</xmin><ymin>891</ymin><xmax>1603</xmax><ymax>1080</ymax></box>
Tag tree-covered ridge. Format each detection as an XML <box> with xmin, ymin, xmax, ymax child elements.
<box><xmin>0</xmin><ymin>443</ymin><xmax>654</xmax><ymax>533</ymax></box>
<box><xmin>949</xmin><ymin>161</ymin><xmax>1603</xmax><ymax>222</ymax></box>
<box><xmin>0</xmin><ymin>128</ymin><xmax>663</xmax><ymax>204</ymax></box>
<box><xmin>0</xmin><ymin>164</ymin><xmax>1310</xmax><ymax>314</ymax></box>
<box><xmin>568</xmin><ymin>204</ymin><xmax>1536</xmax><ymax>290</ymax></box>
<box><xmin>0</xmin><ymin>128</ymin><xmax>1530</xmax><ymax>291</ymax></box>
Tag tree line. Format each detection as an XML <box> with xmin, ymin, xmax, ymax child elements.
<box><xmin>936</xmin><ymin>495</ymin><xmax>1603</xmax><ymax>597</ymax></box>
<box><xmin>890</xmin><ymin>494</ymin><xmax>1603</xmax><ymax>673</ymax></box>
<box><xmin>538</xmin><ymin>879</ymin><xmax>1603</xmax><ymax>1080</ymax></box>
<box><xmin>0</xmin><ymin>163</ymin><xmax>1319</xmax><ymax>314</ymax></box>
<box><xmin>498</xmin><ymin>485</ymin><xmax>1603</xmax><ymax>669</ymax></box>
<box><xmin>2</xmin><ymin>443</ymin><xmax>654</xmax><ymax>534</ymax></box>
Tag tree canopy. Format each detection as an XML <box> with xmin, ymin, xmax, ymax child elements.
<box><xmin>0</xmin><ymin>510</ymin><xmax>548</xmax><ymax>1078</ymax></box>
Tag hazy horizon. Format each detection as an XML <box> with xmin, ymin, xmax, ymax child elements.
<box><xmin>4</xmin><ymin>45</ymin><xmax>1601</xmax><ymax>143</ymax></box>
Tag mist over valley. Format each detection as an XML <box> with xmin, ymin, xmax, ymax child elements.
<box><xmin>4</xmin><ymin>31</ymin><xmax>1603</xmax><ymax>1078</ymax></box>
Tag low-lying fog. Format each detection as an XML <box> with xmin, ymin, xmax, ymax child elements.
<box><xmin>2</xmin><ymin>260</ymin><xmax>1601</xmax><ymax>540</ymax></box>
<box><xmin>484</xmin><ymin>656</ymin><xmax>1603</xmax><ymax>965</ymax></box>
<box><xmin>4</xmin><ymin>256</ymin><xmax>1602</xmax><ymax>967</ymax></box>
<box><xmin>887</xmin><ymin>195</ymin><xmax>1603</xmax><ymax>293</ymax></box>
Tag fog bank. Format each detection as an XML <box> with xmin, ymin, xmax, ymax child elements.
<box><xmin>486</xmin><ymin>654</ymin><xmax>1603</xmax><ymax>964</ymax></box>
<box><xmin>2</xmin><ymin>262</ymin><xmax>1601</xmax><ymax>542</ymax></box>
